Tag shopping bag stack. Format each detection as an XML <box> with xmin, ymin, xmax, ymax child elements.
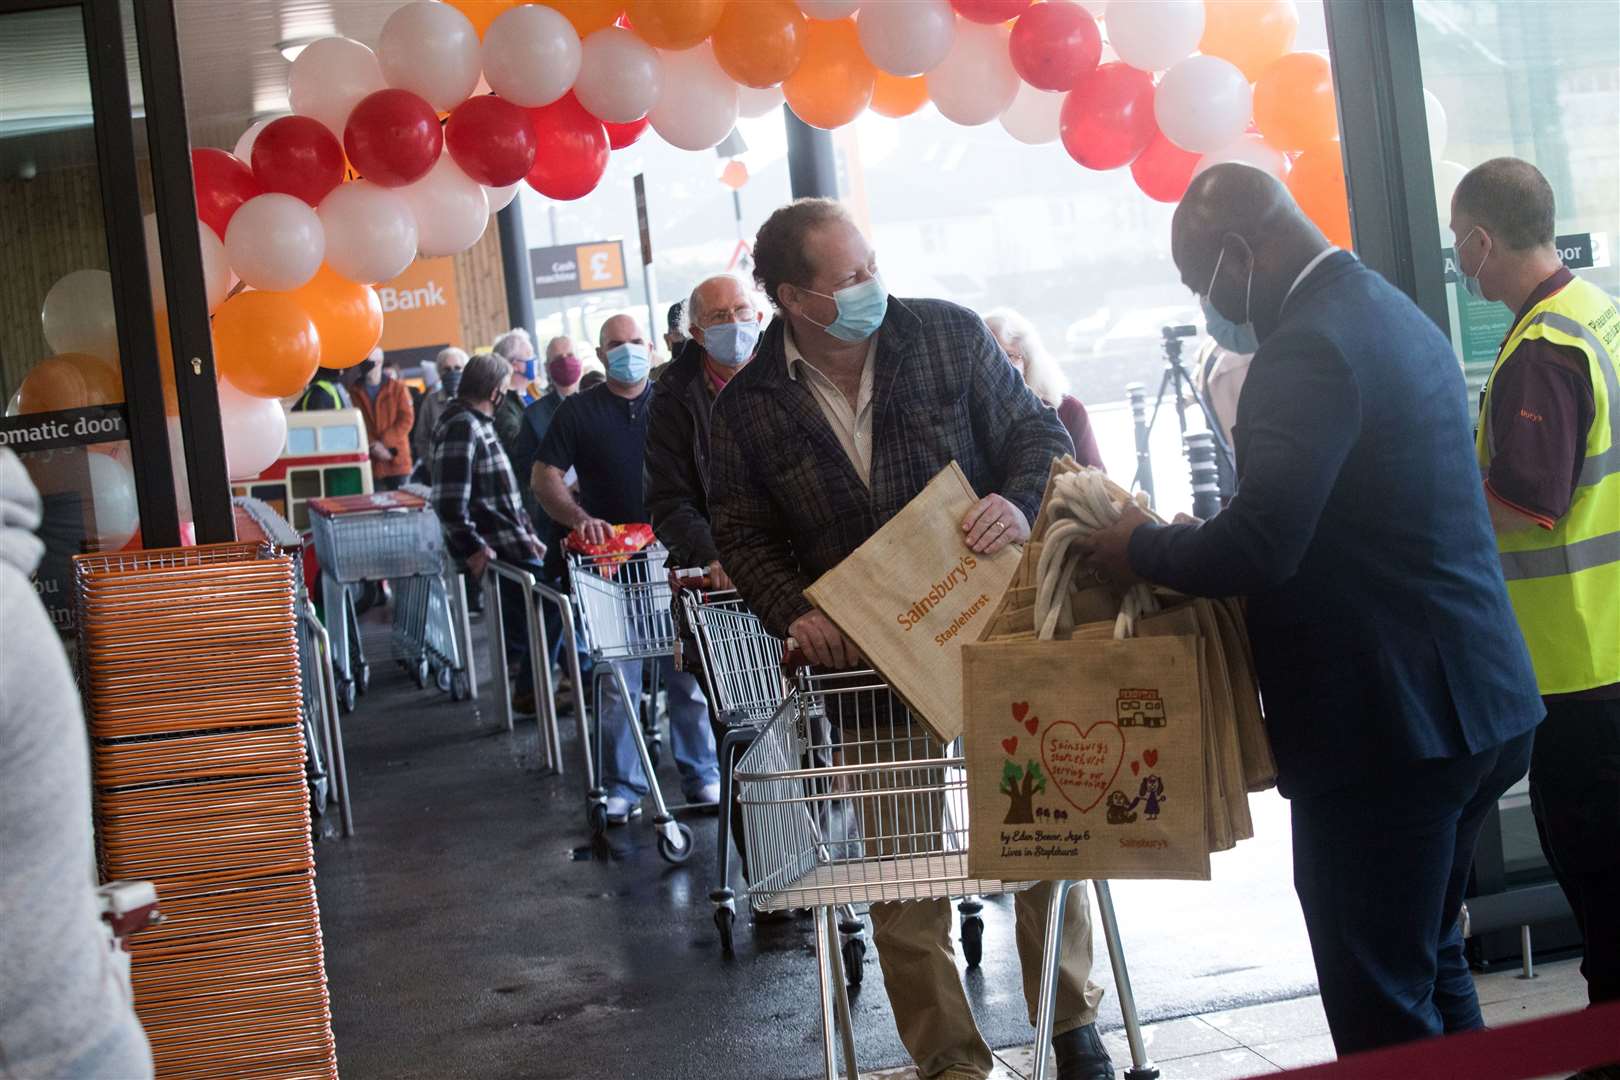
<box><xmin>74</xmin><ymin>543</ymin><xmax>337</xmax><ymax>1080</ymax></box>
<box><xmin>963</xmin><ymin>457</ymin><xmax>1275</xmax><ymax>883</ymax></box>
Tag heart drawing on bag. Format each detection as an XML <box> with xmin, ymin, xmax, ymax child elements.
<box><xmin>1024</xmin><ymin>716</ymin><xmax>1039</xmax><ymax>735</ymax></box>
<box><xmin>1012</xmin><ymin>702</ymin><xmax>1030</xmax><ymax>723</ymax></box>
<box><xmin>1143</xmin><ymin>748</ymin><xmax>1159</xmax><ymax>768</ymax></box>
<box><xmin>1002</xmin><ymin>736</ymin><xmax>1019</xmax><ymax>755</ymax></box>
<box><xmin>1131</xmin><ymin>760</ymin><xmax>1141</xmax><ymax>776</ymax></box>
<box><xmin>1041</xmin><ymin>721</ymin><xmax>1126</xmax><ymax>814</ymax></box>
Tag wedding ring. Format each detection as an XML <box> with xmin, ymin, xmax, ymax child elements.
<box><xmin>994</xmin><ymin>521</ymin><xmax>1006</xmax><ymax>531</ymax></box>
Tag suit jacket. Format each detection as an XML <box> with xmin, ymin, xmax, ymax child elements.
<box><xmin>710</xmin><ymin>298</ymin><xmax>1073</xmax><ymax>639</ymax></box>
<box><xmin>645</xmin><ymin>341</ymin><xmax>722</xmax><ymax>570</ymax></box>
<box><xmin>1130</xmin><ymin>252</ymin><xmax>1543</xmax><ymax>798</ymax></box>
<box><xmin>354</xmin><ymin>378</ymin><xmax>414</xmax><ymax>478</ymax></box>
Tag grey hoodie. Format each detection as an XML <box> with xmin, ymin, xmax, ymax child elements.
<box><xmin>0</xmin><ymin>449</ymin><xmax>152</xmax><ymax>1079</ymax></box>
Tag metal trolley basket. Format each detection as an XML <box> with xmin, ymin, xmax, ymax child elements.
<box><xmin>569</xmin><ymin>543</ymin><xmax>696</xmax><ymax>864</ymax></box>
<box><xmin>737</xmin><ymin>669</ymin><xmax>1159</xmax><ymax>1080</ymax></box>
<box><xmin>307</xmin><ymin>489</ymin><xmax>466</xmax><ymax>711</ymax></box>
<box><xmin>680</xmin><ymin>589</ymin><xmax>795</xmax><ymax>954</ymax></box>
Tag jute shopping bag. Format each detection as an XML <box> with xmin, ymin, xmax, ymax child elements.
<box><xmin>1211</xmin><ymin>598</ymin><xmax>1277</xmax><ymax>792</ymax></box>
<box><xmin>805</xmin><ymin>462</ymin><xmax>1021</xmax><ymax>742</ymax></box>
<box><xmin>962</xmin><ymin>634</ymin><xmax>1211</xmax><ymax>881</ymax></box>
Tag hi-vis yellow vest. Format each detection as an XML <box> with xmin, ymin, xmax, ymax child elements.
<box><xmin>1477</xmin><ymin>276</ymin><xmax>1620</xmax><ymax>695</ymax></box>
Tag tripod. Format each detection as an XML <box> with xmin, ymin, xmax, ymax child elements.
<box><xmin>1131</xmin><ymin>328</ymin><xmax>1235</xmax><ymax>519</ymax></box>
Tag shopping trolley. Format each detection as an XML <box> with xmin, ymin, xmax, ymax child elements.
<box><xmin>736</xmin><ymin>669</ymin><xmax>1160</xmax><ymax>1080</ymax></box>
<box><xmin>680</xmin><ymin>589</ymin><xmax>796</xmax><ymax>953</ymax></box>
<box><xmin>389</xmin><ymin>485</ymin><xmax>474</xmax><ymax>703</ymax></box>
<box><xmin>568</xmin><ymin>543</ymin><xmax>697</xmax><ymax>864</ymax></box>
<box><xmin>306</xmin><ymin>489</ymin><xmax>447</xmax><ymax>711</ymax></box>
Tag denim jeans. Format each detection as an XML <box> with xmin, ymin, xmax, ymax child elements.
<box><xmin>598</xmin><ymin>656</ymin><xmax>718</xmax><ymax>802</ymax></box>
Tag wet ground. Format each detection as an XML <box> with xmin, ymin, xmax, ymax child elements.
<box><xmin>314</xmin><ymin>619</ymin><xmax>1318</xmax><ymax>1079</ymax></box>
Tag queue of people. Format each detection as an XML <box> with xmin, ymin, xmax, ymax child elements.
<box><xmin>397</xmin><ymin>155</ymin><xmax>1612</xmax><ymax>1080</ymax></box>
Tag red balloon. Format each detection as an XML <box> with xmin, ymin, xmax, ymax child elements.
<box><xmin>603</xmin><ymin>116</ymin><xmax>652</xmax><ymax>150</ymax></box>
<box><xmin>1131</xmin><ymin>131</ymin><xmax>1201</xmax><ymax>202</ymax></box>
<box><xmin>192</xmin><ymin>148</ymin><xmax>262</xmax><ymax>240</ymax></box>
<box><xmin>250</xmin><ymin>115</ymin><xmax>345</xmax><ymax>206</ymax></box>
<box><xmin>1009</xmin><ymin>2</ymin><xmax>1101</xmax><ymax>91</ymax></box>
<box><xmin>446</xmin><ymin>95</ymin><xmax>538</xmax><ymax>187</ymax></box>
<box><xmin>526</xmin><ymin>94</ymin><xmax>610</xmax><ymax>201</ymax></box>
<box><xmin>951</xmin><ymin>0</ymin><xmax>1032</xmax><ymax>24</ymax></box>
<box><xmin>343</xmin><ymin>89</ymin><xmax>444</xmax><ymax>188</ymax></box>
<box><xmin>1060</xmin><ymin>62</ymin><xmax>1157</xmax><ymax>171</ymax></box>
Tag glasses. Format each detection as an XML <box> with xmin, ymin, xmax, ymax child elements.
<box><xmin>700</xmin><ymin>305</ymin><xmax>757</xmax><ymax>327</ymax></box>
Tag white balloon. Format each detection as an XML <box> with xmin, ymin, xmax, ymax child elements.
<box><xmin>1195</xmin><ymin>134</ymin><xmax>1290</xmax><ymax>181</ymax></box>
<box><xmin>378</xmin><ymin>1</ymin><xmax>482</xmax><ymax>112</ymax></box>
<box><xmin>399</xmin><ymin>152</ymin><xmax>490</xmax><ymax>257</ymax></box>
<box><xmin>144</xmin><ymin>214</ymin><xmax>232</xmax><ymax>314</ymax></box>
<box><xmin>287</xmin><ymin>37</ymin><xmax>384</xmax><ymax>139</ymax></box>
<box><xmin>738</xmin><ymin>83</ymin><xmax>785</xmax><ymax>119</ymax></box>
<box><xmin>218</xmin><ymin>374</ymin><xmax>288</xmax><ymax>480</ymax></box>
<box><xmin>927</xmin><ymin>22</ymin><xmax>1018</xmax><ymax>127</ymax></box>
<box><xmin>233</xmin><ymin>116</ymin><xmax>281</xmax><ymax>162</ymax></box>
<box><xmin>1154</xmin><ymin>55</ymin><xmax>1253</xmax><ymax>154</ymax></box>
<box><xmin>999</xmin><ymin>82</ymin><xmax>1065</xmax><ymax>145</ymax></box>
<box><xmin>1423</xmin><ymin>88</ymin><xmax>1449</xmax><ymax>162</ymax></box>
<box><xmin>649</xmin><ymin>44</ymin><xmax>740</xmax><ymax>152</ymax></box>
<box><xmin>482</xmin><ymin>4</ymin><xmax>583</xmax><ymax>108</ymax></box>
<box><xmin>798</xmin><ymin>0</ymin><xmax>860</xmax><ymax>18</ymax></box>
<box><xmin>86</xmin><ymin>451</ymin><xmax>139</xmax><ymax>549</ymax></box>
<box><xmin>857</xmin><ymin>0</ymin><xmax>955</xmax><ymax>77</ymax></box>
<box><xmin>224</xmin><ymin>193</ymin><xmax>325</xmax><ymax>291</ymax></box>
<box><xmin>485</xmin><ymin>181</ymin><xmax>521</xmax><ymax>215</ymax></box>
<box><xmin>318</xmin><ymin>181</ymin><xmax>419</xmax><ymax>284</ymax></box>
<box><xmin>42</xmin><ymin>269</ymin><xmax>119</xmax><ymax>363</ymax></box>
<box><xmin>1434</xmin><ymin>159</ymin><xmax>1469</xmax><ymax>225</ymax></box>
<box><xmin>1104</xmin><ymin>0</ymin><xmax>1204</xmax><ymax>72</ymax></box>
<box><xmin>574</xmin><ymin>27</ymin><xmax>663</xmax><ymax>123</ymax></box>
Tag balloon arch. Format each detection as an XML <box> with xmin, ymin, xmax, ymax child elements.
<box><xmin>18</xmin><ymin>0</ymin><xmax>1376</xmax><ymax>487</ymax></box>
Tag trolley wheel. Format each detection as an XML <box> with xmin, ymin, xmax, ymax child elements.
<box><xmin>356</xmin><ymin>661</ymin><xmax>371</xmax><ymax>695</ymax></box>
<box><xmin>960</xmin><ymin>915</ymin><xmax>985</xmax><ymax>969</ymax></box>
<box><xmin>842</xmin><ymin>936</ymin><xmax>866</xmax><ymax>987</ymax></box>
<box><xmin>657</xmin><ymin>822</ymin><xmax>694</xmax><ymax>865</ymax></box>
<box><xmin>413</xmin><ymin>658</ymin><xmax>429</xmax><ymax>689</ymax></box>
<box><xmin>715</xmin><ymin>906</ymin><xmax>735</xmax><ymax>955</ymax></box>
<box><xmin>450</xmin><ymin>671</ymin><xmax>470</xmax><ymax>701</ymax></box>
<box><xmin>338</xmin><ymin>679</ymin><xmax>357</xmax><ymax>713</ymax></box>
<box><xmin>588</xmin><ymin>802</ymin><xmax>608</xmax><ymax>838</ymax></box>
<box><xmin>436</xmin><ymin>665</ymin><xmax>453</xmax><ymax>694</ymax></box>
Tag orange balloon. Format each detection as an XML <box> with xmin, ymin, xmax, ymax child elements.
<box><xmin>783</xmin><ymin>18</ymin><xmax>875</xmax><ymax>130</ymax></box>
<box><xmin>446</xmin><ymin>0</ymin><xmax>517</xmax><ymax>38</ymax></box>
<box><xmin>213</xmin><ymin>291</ymin><xmax>321</xmax><ymax>400</ymax></box>
<box><xmin>1253</xmin><ymin>52</ymin><xmax>1339</xmax><ymax>152</ymax></box>
<box><xmin>1199</xmin><ymin>0</ymin><xmax>1299</xmax><ymax>83</ymax></box>
<box><xmin>1288</xmin><ymin>140</ymin><xmax>1353</xmax><ymax>250</ymax></box>
<box><xmin>624</xmin><ymin>0</ymin><xmax>726</xmax><ymax>50</ymax></box>
<box><xmin>18</xmin><ymin>352</ymin><xmax>123</xmax><ymax>414</ymax></box>
<box><xmin>551</xmin><ymin>0</ymin><xmax>623</xmax><ymax>37</ymax></box>
<box><xmin>870</xmin><ymin>71</ymin><xmax>930</xmax><ymax>119</ymax></box>
<box><xmin>290</xmin><ymin>266</ymin><xmax>384</xmax><ymax>370</ymax></box>
<box><xmin>712</xmin><ymin>1</ymin><xmax>807</xmax><ymax>89</ymax></box>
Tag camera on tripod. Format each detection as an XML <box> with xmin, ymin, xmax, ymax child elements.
<box><xmin>1129</xmin><ymin>322</ymin><xmax>1235</xmax><ymax>520</ymax></box>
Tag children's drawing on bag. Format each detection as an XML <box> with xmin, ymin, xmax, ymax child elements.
<box><xmin>1104</xmin><ymin>749</ymin><xmax>1166</xmax><ymax>824</ymax></box>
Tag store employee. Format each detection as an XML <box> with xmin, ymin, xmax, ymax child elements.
<box><xmin>1451</xmin><ymin>156</ymin><xmax>1620</xmax><ymax>1010</ymax></box>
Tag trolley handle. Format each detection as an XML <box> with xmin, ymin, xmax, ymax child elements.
<box><xmin>670</xmin><ymin>566</ymin><xmax>711</xmax><ymax>591</ymax></box>
<box><xmin>782</xmin><ymin>637</ymin><xmax>808</xmax><ymax>673</ymax></box>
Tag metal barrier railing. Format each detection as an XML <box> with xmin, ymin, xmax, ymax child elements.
<box><xmin>299</xmin><ymin>598</ymin><xmax>354</xmax><ymax>837</ymax></box>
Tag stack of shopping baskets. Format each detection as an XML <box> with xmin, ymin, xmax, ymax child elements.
<box><xmin>307</xmin><ymin>487</ymin><xmax>469</xmax><ymax>710</ymax></box>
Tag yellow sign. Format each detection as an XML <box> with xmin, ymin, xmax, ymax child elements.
<box><xmin>576</xmin><ymin>242</ymin><xmax>626</xmax><ymax>293</ymax></box>
<box><xmin>377</xmin><ymin>257</ymin><xmax>462</xmax><ymax>354</ymax></box>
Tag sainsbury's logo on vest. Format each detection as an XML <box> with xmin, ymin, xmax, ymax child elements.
<box><xmin>378</xmin><ymin>281</ymin><xmax>448</xmax><ymax>312</ymax></box>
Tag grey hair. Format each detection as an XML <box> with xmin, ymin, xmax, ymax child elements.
<box><xmin>983</xmin><ymin>308</ymin><xmax>1070</xmax><ymax>406</ymax></box>
<box><xmin>435</xmin><ymin>346</ymin><xmax>468</xmax><ymax>373</ymax></box>
<box><xmin>457</xmin><ymin>351</ymin><xmax>508</xmax><ymax>404</ymax></box>
<box><xmin>683</xmin><ymin>272</ymin><xmax>763</xmax><ymax>336</ymax></box>
<box><xmin>491</xmin><ymin>327</ymin><xmax>534</xmax><ymax>360</ymax></box>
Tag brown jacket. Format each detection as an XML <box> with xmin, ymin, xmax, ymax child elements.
<box><xmin>354</xmin><ymin>378</ymin><xmax>415</xmax><ymax>478</ymax></box>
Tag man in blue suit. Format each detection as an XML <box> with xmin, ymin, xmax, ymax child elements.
<box><xmin>1084</xmin><ymin>164</ymin><xmax>1544</xmax><ymax>1056</ymax></box>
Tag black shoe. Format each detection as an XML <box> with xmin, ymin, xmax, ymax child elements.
<box><xmin>1053</xmin><ymin>1022</ymin><xmax>1114</xmax><ymax>1080</ymax></box>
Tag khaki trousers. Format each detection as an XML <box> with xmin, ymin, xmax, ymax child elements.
<box><xmin>840</xmin><ymin>711</ymin><xmax>1105</xmax><ymax>1080</ymax></box>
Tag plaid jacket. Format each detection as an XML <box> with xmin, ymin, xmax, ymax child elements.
<box><xmin>710</xmin><ymin>297</ymin><xmax>1072</xmax><ymax>638</ymax></box>
<box><xmin>430</xmin><ymin>399</ymin><xmax>538</xmax><ymax>564</ymax></box>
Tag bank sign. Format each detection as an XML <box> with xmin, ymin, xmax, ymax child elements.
<box><xmin>529</xmin><ymin>241</ymin><xmax>628</xmax><ymax>300</ymax></box>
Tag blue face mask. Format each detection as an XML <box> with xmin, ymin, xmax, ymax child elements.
<box><xmin>1200</xmin><ymin>246</ymin><xmax>1260</xmax><ymax>355</ymax></box>
<box><xmin>605</xmin><ymin>341</ymin><xmax>651</xmax><ymax>383</ymax></box>
<box><xmin>521</xmin><ymin>357</ymin><xmax>537</xmax><ymax>382</ymax></box>
<box><xmin>805</xmin><ymin>274</ymin><xmax>889</xmax><ymax>343</ymax></box>
<box><xmin>440</xmin><ymin>368</ymin><xmax>462</xmax><ymax>397</ymax></box>
<box><xmin>1458</xmin><ymin>225</ymin><xmax>1489</xmax><ymax>301</ymax></box>
<box><xmin>701</xmin><ymin>319</ymin><xmax>761</xmax><ymax>368</ymax></box>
